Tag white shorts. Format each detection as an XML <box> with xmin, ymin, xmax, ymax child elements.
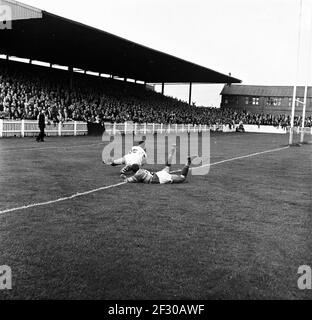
<box><xmin>124</xmin><ymin>153</ymin><xmax>144</xmax><ymax>166</ymax></box>
<box><xmin>156</xmin><ymin>168</ymin><xmax>173</xmax><ymax>184</ymax></box>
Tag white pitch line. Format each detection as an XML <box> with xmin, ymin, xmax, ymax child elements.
<box><xmin>0</xmin><ymin>145</ymin><xmax>289</xmax><ymax>215</ymax></box>
<box><xmin>171</xmin><ymin>146</ymin><xmax>290</xmax><ymax>173</ymax></box>
<box><xmin>195</xmin><ymin>145</ymin><xmax>289</xmax><ymax>170</ymax></box>
<box><xmin>0</xmin><ymin>182</ymin><xmax>126</xmax><ymax>215</ymax></box>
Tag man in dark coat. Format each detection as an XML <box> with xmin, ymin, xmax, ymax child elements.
<box><xmin>36</xmin><ymin>109</ymin><xmax>46</xmax><ymax>142</ymax></box>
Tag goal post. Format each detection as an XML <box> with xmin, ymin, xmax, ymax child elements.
<box><xmin>289</xmin><ymin>0</ymin><xmax>312</xmax><ymax>145</ymax></box>
<box><xmin>300</xmin><ymin>86</ymin><xmax>308</xmax><ymax>143</ymax></box>
<box><xmin>289</xmin><ymin>86</ymin><xmax>297</xmax><ymax>145</ymax></box>
<box><xmin>290</xmin><ymin>0</ymin><xmax>303</xmax><ymax>145</ymax></box>
<box><xmin>290</xmin><ymin>125</ymin><xmax>312</xmax><ymax>145</ymax></box>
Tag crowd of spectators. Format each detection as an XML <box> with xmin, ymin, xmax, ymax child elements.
<box><xmin>1</xmin><ymin>60</ymin><xmax>311</xmax><ymax>128</ymax></box>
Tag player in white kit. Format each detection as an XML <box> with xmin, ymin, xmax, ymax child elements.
<box><xmin>122</xmin><ymin>145</ymin><xmax>193</xmax><ymax>184</ymax></box>
<box><xmin>103</xmin><ymin>141</ymin><xmax>147</xmax><ymax>175</ymax></box>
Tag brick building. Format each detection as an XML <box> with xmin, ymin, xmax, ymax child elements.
<box><xmin>220</xmin><ymin>85</ymin><xmax>312</xmax><ymax>115</ymax></box>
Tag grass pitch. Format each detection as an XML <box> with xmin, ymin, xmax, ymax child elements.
<box><xmin>0</xmin><ymin>132</ymin><xmax>311</xmax><ymax>300</ymax></box>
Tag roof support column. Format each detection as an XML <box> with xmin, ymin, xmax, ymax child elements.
<box><xmin>189</xmin><ymin>82</ymin><xmax>192</xmax><ymax>106</ymax></box>
<box><xmin>161</xmin><ymin>82</ymin><xmax>165</xmax><ymax>95</ymax></box>
<box><xmin>68</xmin><ymin>66</ymin><xmax>73</xmax><ymax>90</ymax></box>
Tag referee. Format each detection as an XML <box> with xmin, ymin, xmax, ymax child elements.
<box><xmin>36</xmin><ymin>108</ymin><xmax>46</xmax><ymax>142</ymax></box>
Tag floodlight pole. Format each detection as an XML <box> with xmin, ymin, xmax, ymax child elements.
<box><xmin>289</xmin><ymin>0</ymin><xmax>303</xmax><ymax>145</ymax></box>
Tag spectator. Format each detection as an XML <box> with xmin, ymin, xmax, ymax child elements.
<box><xmin>0</xmin><ymin>60</ymin><xmax>311</xmax><ymax>128</ymax></box>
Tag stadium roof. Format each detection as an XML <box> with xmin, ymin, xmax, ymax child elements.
<box><xmin>221</xmin><ymin>85</ymin><xmax>312</xmax><ymax>98</ymax></box>
<box><xmin>0</xmin><ymin>0</ymin><xmax>242</xmax><ymax>84</ymax></box>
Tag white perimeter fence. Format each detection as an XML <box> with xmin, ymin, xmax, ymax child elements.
<box><xmin>0</xmin><ymin>120</ymin><xmax>311</xmax><ymax>137</ymax></box>
<box><xmin>0</xmin><ymin>120</ymin><xmax>88</xmax><ymax>137</ymax></box>
<box><xmin>103</xmin><ymin>122</ymin><xmax>305</xmax><ymax>135</ymax></box>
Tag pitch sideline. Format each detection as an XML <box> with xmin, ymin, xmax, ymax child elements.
<box><xmin>0</xmin><ymin>146</ymin><xmax>290</xmax><ymax>215</ymax></box>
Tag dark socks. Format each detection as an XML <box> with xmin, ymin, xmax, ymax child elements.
<box><xmin>181</xmin><ymin>165</ymin><xmax>189</xmax><ymax>178</ymax></box>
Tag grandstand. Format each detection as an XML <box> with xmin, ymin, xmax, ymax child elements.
<box><xmin>0</xmin><ymin>0</ymin><xmax>311</xmax><ymax>302</ymax></box>
<box><xmin>1</xmin><ymin>59</ymin><xmax>311</xmax><ymax>138</ymax></box>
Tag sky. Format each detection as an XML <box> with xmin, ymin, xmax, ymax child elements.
<box><xmin>13</xmin><ymin>0</ymin><xmax>312</xmax><ymax>107</ymax></box>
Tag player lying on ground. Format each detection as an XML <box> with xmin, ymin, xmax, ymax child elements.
<box><xmin>122</xmin><ymin>145</ymin><xmax>193</xmax><ymax>184</ymax></box>
<box><xmin>103</xmin><ymin>141</ymin><xmax>147</xmax><ymax>175</ymax></box>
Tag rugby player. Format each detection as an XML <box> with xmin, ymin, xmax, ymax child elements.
<box><xmin>103</xmin><ymin>141</ymin><xmax>147</xmax><ymax>175</ymax></box>
<box><xmin>122</xmin><ymin>145</ymin><xmax>193</xmax><ymax>184</ymax></box>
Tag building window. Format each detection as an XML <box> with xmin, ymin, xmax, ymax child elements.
<box><xmin>289</xmin><ymin>97</ymin><xmax>303</xmax><ymax>107</ymax></box>
<box><xmin>296</xmin><ymin>97</ymin><xmax>303</xmax><ymax>107</ymax></box>
<box><xmin>266</xmin><ymin>97</ymin><xmax>272</xmax><ymax>106</ymax></box>
<box><xmin>273</xmin><ymin>98</ymin><xmax>282</xmax><ymax>106</ymax></box>
<box><xmin>224</xmin><ymin>97</ymin><xmax>229</xmax><ymax>105</ymax></box>
<box><xmin>252</xmin><ymin>97</ymin><xmax>259</xmax><ymax>105</ymax></box>
<box><xmin>266</xmin><ymin>97</ymin><xmax>281</xmax><ymax>106</ymax></box>
<box><xmin>245</xmin><ymin>97</ymin><xmax>249</xmax><ymax>105</ymax></box>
